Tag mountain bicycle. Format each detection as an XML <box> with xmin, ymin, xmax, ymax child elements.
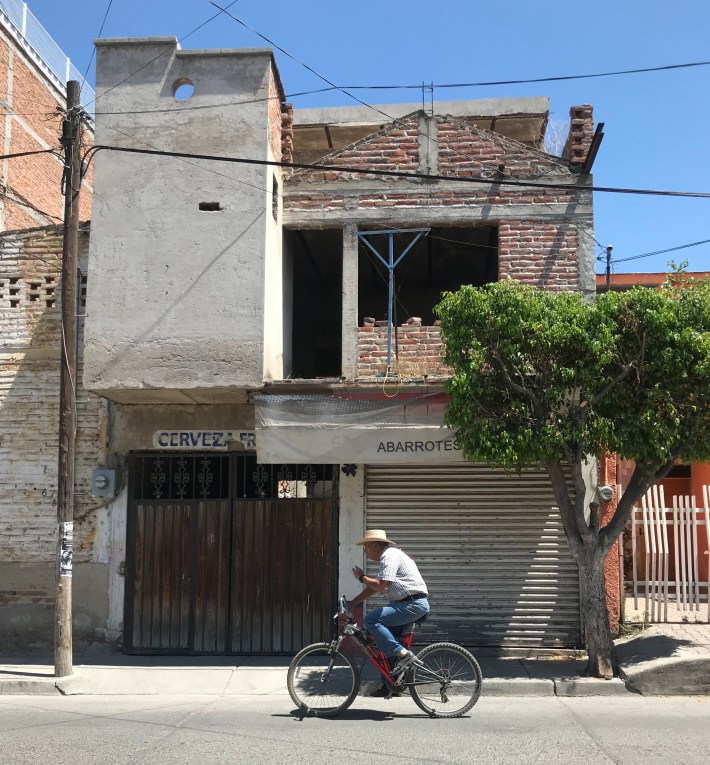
<box><xmin>287</xmin><ymin>596</ymin><xmax>482</xmax><ymax>718</ymax></box>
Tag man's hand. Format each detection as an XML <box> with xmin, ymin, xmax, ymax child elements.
<box><xmin>352</xmin><ymin>565</ymin><xmax>364</xmax><ymax>581</ymax></box>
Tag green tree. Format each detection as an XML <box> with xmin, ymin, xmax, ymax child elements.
<box><xmin>436</xmin><ymin>277</ymin><xmax>710</xmax><ymax>677</ymax></box>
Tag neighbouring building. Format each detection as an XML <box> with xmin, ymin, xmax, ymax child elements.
<box><xmin>0</xmin><ymin>1</ymin><xmax>93</xmax><ymax>230</ymax></box>
<box><xmin>0</xmin><ymin>1</ymin><xmax>94</xmax><ymax>649</ymax></box>
<box><xmin>2</xmin><ymin>36</ymin><xmax>604</xmax><ymax>654</ymax></box>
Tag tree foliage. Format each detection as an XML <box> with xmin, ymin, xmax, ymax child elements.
<box><xmin>437</xmin><ymin>278</ymin><xmax>710</xmax><ymax>481</ymax></box>
<box><xmin>436</xmin><ymin>277</ymin><xmax>710</xmax><ymax>676</ymax></box>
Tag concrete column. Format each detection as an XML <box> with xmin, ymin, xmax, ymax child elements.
<box><xmin>338</xmin><ymin>464</ymin><xmax>365</xmax><ymax>598</ymax></box>
<box><xmin>418</xmin><ymin>113</ymin><xmax>438</xmax><ymax>176</ymax></box>
<box><xmin>575</xmin><ymin>201</ymin><xmax>596</xmax><ymax>299</ymax></box>
<box><xmin>341</xmin><ymin>224</ymin><xmax>359</xmax><ymax>379</ymax></box>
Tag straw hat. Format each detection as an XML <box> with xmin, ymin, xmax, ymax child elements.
<box><xmin>355</xmin><ymin>529</ymin><xmax>397</xmax><ymax>546</ymax></box>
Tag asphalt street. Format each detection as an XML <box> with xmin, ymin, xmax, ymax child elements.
<box><xmin>1</xmin><ymin>694</ymin><xmax>708</xmax><ymax>765</ymax></box>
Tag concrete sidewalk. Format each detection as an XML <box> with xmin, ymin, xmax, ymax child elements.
<box><xmin>615</xmin><ymin>623</ymin><xmax>710</xmax><ymax>695</ymax></box>
<box><xmin>1</xmin><ymin>623</ymin><xmax>708</xmax><ymax>697</ymax></box>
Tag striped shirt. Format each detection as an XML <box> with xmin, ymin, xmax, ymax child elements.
<box><xmin>377</xmin><ymin>546</ymin><xmax>428</xmax><ymax>602</ymax></box>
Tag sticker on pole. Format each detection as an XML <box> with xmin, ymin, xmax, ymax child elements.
<box><xmin>59</xmin><ymin>522</ymin><xmax>73</xmax><ymax>577</ymax></box>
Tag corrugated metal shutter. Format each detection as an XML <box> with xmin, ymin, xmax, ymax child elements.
<box><xmin>365</xmin><ymin>464</ymin><xmax>580</xmax><ymax>648</ymax></box>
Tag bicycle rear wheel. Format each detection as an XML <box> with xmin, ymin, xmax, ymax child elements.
<box><xmin>287</xmin><ymin>642</ymin><xmax>360</xmax><ymax>717</ymax></box>
<box><xmin>408</xmin><ymin>642</ymin><xmax>482</xmax><ymax>718</ymax></box>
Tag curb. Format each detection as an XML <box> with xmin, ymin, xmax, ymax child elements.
<box><xmin>0</xmin><ymin>679</ymin><xmax>62</xmax><ymax>696</ymax></box>
<box><xmin>554</xmin><ymin>677</ymin><xmax>628</xmax><ymax>696</ymax></box>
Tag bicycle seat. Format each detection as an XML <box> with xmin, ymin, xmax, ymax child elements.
<box><xmin>399</xmin><ymin>614</ymin><xmax>428</xmax><ymax>637</ymax></box>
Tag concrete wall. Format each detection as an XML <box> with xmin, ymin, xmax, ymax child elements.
<box><xmin>84</xmin><ymin>39</ymin><xmax>283</xmax><ymax>400</ymax></box>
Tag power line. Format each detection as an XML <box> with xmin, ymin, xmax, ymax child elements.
<box><xmin>211</xmin><ymin>3</ymin><xmax>406</xmax><ymax>128</ymax></box>
<box><xmin>0</xmin><ymin>148</ymin><xmax>60</xmax><ymax>161</ymax></box>
<box><xmin>605</xmin><ymin>237</ymin><xmax>710</xmax><ymax>264</ymax></box>
<box><xmin>99</xmin><ymin>123</ymin><xmax>272</xmax><ymax>196</ymax></box>
<box><xmin>211</xmin><ymin>3</ymin><xmax>606</xmax><ymax>238</ymax></box>
<box><xmin>85</xmin><ymin>0</ymin><xmax>242</xmax><ymax>110</ymax></box>
<box><xmin>37</xmin><ymin>57</ymin><xmax>706</xmax><ymax>117</ymax></box>
<box><xmin>0</xmin><ymin>191</ymin><xmax>62</xmax><ymax>222</ymax></box>
<box><xmin>337</xmin><ymin>60</ymin><xmax>710</xmax><ymax>91</ymax></box>
<box><xmin>85</xmin><ymin>144</ymin><xmax>710</xmax><ymax>200</ymax></box>
<box><xmin>80</xmin><ymin>0</ymin><xmax>114</xmax><ymax>92</ymax></box>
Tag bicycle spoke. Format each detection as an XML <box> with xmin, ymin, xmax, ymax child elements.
<box><xmin>287</xmin><ymin>643</ymin><xmax>360</xmax><ymax>717</ymax></box>
<box><xmin>409</xmin><ymin>643</ymin><xmax>482</xmax><ymax>718</ymax></box>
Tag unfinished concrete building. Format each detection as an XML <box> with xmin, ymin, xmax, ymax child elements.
<box><xmin>2</xmin><ymin>37</ymin><xmax>603</xmax><ymax>654</ymax></box>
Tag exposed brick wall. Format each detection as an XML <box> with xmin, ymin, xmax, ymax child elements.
<box><xmin>281</xmin><ymin>102</ymin><xmax>294</xmax><ymax>165</ymax></box>
<box><xmin>7</xmin><ymin>119</ymin><xmax>64</xmax><ymax>221</ymax></box>
<box><xmin>562</xmin><ymin>105</ymin><xmax>594</xmax><ymax>167</ymax></box>
<box><xmin>293</xmin><ymin>112</ymin><xmax>421</xmax><ymax>182</ymax></box>
<box><xmin>286</xmin><ymin>187</ymin><xmax>578</xmax><ymax>213</ymax></box>
<box><xmin>437</xmin><ymin>115</ymin><xmax>570</xmax><ymax>178</ymax></box>
<box><xmin>0</xmin><ymin>25</ymin><xmax>94</xmax><ymax>230</ymax></box>
<box><xmin>357</xmin><ymin>317</ymin><xmax>452</xmax><ymax>380</ymax></box>
<box><xmin>11</xmin><ymin>55</ymin><xmax>64</xmax><ymax>148</ymax></box>
<box><xmin>498</xmin><ymin>220</ymin><xmax>579</xmax><ymax>290</ymax></box>
<box><xmin>268</xmin><ymin>68</ymin><xmax>283</xmax><ymax>161</ymax></box>
<box><xmin>0</xmin><ymin>37</ymin><xmax>9</xmax><ymax>101</ymax></box>
<box><xmin>0</xmin><ymin>225</ymin><xmax>102</xmax><ymax>567</ymax></box>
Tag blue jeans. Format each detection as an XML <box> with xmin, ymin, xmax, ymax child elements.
<box><xmin>364</xmin><ymin>597</ymin><xmax>430</xmax><ymax>658</ymax></box>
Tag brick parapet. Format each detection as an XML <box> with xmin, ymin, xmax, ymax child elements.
<box><xmin>281</xmin><ymin>102</ymin><xmax>294</xmax><ymax>165</ymax></box>
<box><xmin>562</xmin><ymin>105</ymin><xmax>594</xmax><ymax>167</ymax></box>
<box><xmin>356</xmin><ymin>317</ymin><xmax>452</xmax><ymax>380</ymax></box>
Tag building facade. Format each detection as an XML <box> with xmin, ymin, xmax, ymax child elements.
<box><xmin>2</xmin><ymin>36</ymin><xmax>603</xmax><ymax>653</ymax></box>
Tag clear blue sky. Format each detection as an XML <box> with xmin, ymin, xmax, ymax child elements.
<box><xmin>24</xmin><ymin>0</ymin><xmax>710</xmax><ymax>275</ymax></box>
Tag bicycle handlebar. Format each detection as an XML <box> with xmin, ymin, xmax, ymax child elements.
<box><xmin>333</xmin><ymin>595</ymin><xmax>353</xmax><ymax>621</ymax></box>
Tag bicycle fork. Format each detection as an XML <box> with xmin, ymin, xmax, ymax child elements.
<box><xmin>320</xmin><ymin>637</ymin><xmax>346</xmax><ymax>683</ymax></box>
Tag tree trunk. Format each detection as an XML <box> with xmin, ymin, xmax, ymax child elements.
<box><xmin>578</xmin><ymin>545</ymin><xmax>615</xmax><ymax>679</ymax></box>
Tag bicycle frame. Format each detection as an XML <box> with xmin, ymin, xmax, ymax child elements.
<box><xmin>333</xmin><ymin>599</ymin><xmax>421</xmax><ymax>688</ymax></box>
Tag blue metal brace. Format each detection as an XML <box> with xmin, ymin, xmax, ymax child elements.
<box><xmin>355</xmin><ymin>228</ymin><xmax>430</xmax><ymax>367</ymax></box>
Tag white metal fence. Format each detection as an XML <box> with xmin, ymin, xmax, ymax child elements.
<box><xmin>0</xmin><ymin>0</ymin><xmax>95</xmax><ymax>111</ymax></box>
<box><xmin>630</xmin><ymin>485</ymin><xmax>710</xmax><ymax>622</ymax></box>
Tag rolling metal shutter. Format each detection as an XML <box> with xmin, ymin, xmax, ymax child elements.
<box><xmin>366</xmin><ymin>464</ymin><xmax>581</xmax><ymax>648</ymax></box>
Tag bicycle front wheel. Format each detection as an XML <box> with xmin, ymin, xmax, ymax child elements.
<box><xmin>287</xmin><ymin>642</ymin><xmax>360</xmax><ymax>717</ymax></box>
<box><xmin>409</xmin><ymin>642</ymin><xmax>482</xmax><ymax>718</ymax></box>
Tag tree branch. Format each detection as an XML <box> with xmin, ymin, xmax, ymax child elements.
<box><xmin>583</xmin><ymin>365</ymin><xmax>632</xmax><ymax>407</ymax></box>
<box><xmin>545</xmin><ymin>459</ymin><xmax>583</xmax><ymax>551</ymax></box>
<box><xmin>490</xmin><ymin>346</ymin><xmax>546</xmax><ymax>419</ymax></box>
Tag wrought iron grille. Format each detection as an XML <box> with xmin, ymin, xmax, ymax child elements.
<box><xmin>132</xmin><ymin>454</ymin><xmax>334</xmax><ymax>501</ymax></box>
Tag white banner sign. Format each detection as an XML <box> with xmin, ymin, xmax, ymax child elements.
<box><xmin>256</xmin><ymin>425</ymin><xmax>463</xmax><ymax>464</ymax></box>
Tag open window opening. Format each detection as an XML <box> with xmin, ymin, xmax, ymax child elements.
<box><xmin>357</xmin><ymin>225</ymin><xmax>498</xmax><ymax>326</ymax></box>
<box><xmin>283</xmin><ymin>228</ymin><xmax>343</xmax><ymax>379</ymax></box>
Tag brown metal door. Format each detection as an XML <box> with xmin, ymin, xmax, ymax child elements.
<box><xmin>229</xmin><ymin>498</ymin><xmax>335</xmax><ymax>653</ymax></box>
<box><xmin>129</xmin><ymin>501</ymin><xmax>192</xmax><ymax>651</ymax></box>
<box><xmin>126</xmin><ymin>454</ymin><xmax>337</xmax><ymax>654</ymax></box>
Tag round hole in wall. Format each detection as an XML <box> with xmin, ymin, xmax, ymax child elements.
<box><xmin>173</xmin><ymin>78</ymin><xmax>195</xmax><ymax>100</ymax></box>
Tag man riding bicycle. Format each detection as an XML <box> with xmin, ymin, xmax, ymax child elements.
<box><xmin>346</xmin><ymin>529</ymin><xmax>430</xmax><ymax>696</ymax></box>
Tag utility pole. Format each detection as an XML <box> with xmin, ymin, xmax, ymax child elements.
<box><xmin>55</xmin><ymin>80</ymin><xmax>82</xmax><ymax>678</ymax></box>
<box><xmin>605</xmin><ymin>245</ymin><xmax>613</xmax><ymax>290</ymax></box>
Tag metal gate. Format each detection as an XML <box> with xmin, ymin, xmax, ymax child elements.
<box><xmin>125</xmin><ymin>453</ymin><xmax>337</xmax><ymax>654</ymax></box>
<box><xmin>630</xmin><ymin>485</ymin><xmax>710</xmax><ymax>623</ymax></box>
<box><xmin>366</xmin><ymin>464</ymin><xmax>581</xmax><ymax>648</ymax></box>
